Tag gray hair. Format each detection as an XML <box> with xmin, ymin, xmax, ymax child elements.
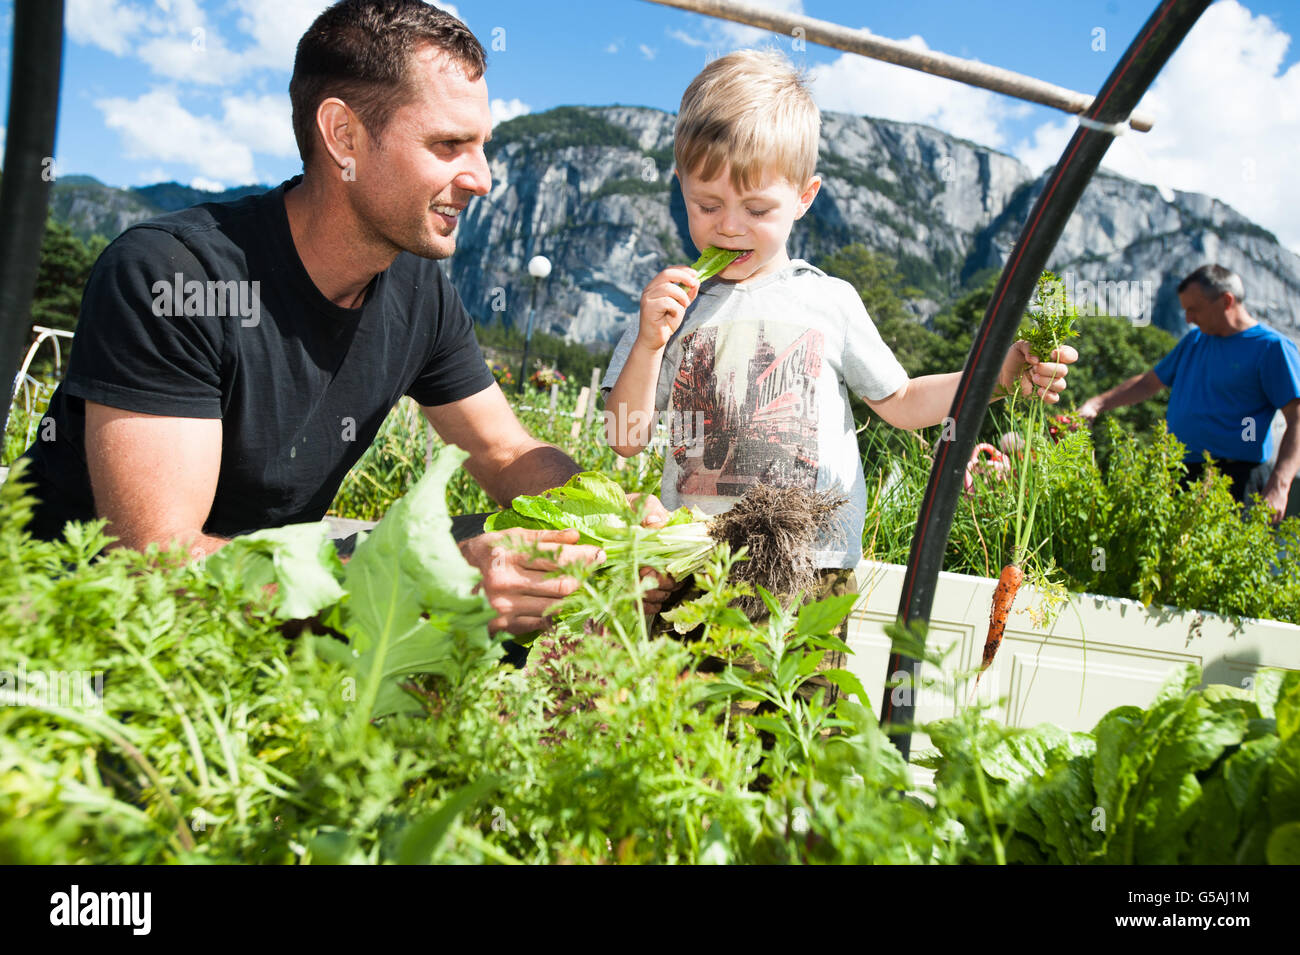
<box><xmin>1177</xmin><ymin>264</ymin><xmax>1245</xmax><ymax>304</ymax></box>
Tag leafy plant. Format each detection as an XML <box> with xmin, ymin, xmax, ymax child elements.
<box><xmin>925</xmin><ymin>665</ymin><xmax>1300</xmax><ymax>864</ymax></box>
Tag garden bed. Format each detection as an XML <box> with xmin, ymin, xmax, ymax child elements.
<box><xmin>847</xmin><ymin>558</ymin><xmax>1300</xmax><ymax>762</ymax></box>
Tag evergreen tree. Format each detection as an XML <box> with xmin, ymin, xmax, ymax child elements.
<box><xmin>32</xmin><ymin>217</ymin><xmax>107</xmax><ymax>334</ymax></box>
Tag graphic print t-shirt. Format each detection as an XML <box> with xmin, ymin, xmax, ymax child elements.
<box><xmin>603</xmin><ymin>260</ymin><xmax>908</xmax><ymax>568</ymax></box>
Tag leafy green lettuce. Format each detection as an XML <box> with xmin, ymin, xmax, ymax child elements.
<box><xmin>485</xmin><ymin>471</ymin><xmax>715</xmax><ymax>579</ymax></box>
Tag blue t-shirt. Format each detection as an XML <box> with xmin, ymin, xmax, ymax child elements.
<box><xmin>1153</xmin><ymin>323</ymin><xmax>1300</xmax><ymax>463</ymax></box>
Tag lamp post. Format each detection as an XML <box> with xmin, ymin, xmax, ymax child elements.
<box><xmin>517</xmin><ymin>254</ymin><xmax>552</xmax><ymax>394</ymax></box>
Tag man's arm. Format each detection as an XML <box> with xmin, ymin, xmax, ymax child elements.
<box><xmin>85</xmin><ymin>402</ymin><xmax>228</xmax><ymax>557</ymax></box>
<box><xmin>1262</xmin><ymin>398</ymin><xmax>1300</xmax><ymax>522</ymax></box>
<box><xmin>421</xmin><ymin>382</ymin><xmax>580</xmax><ymax>504</ymax></box>
<box><xmin>1077</xmin><ymin>370</ymin><xmax>1165</xmax><ymax>423</ymax></box>
<box><xmin>421</xmin><ymin>384</ymin><xmax>673</xmax><ymax>634</ymax></box>
<box><xmin>422</xmin><ymin>385</ymin><xmax>597</xmax><ymax>635</ymax></box>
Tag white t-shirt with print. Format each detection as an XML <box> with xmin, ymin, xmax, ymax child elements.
<box><xmin>602</xmin><ymin>259</ymin><xmax>908</xmax><ymax>568</ymax></box>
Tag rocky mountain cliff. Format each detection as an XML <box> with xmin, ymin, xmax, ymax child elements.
<box><xmin>452</xmin><ymin>106</ymin><xmax>1300</xmax><ymax>346</ymax></box>
<box><xmin>49</xmin><ymin>176</ymin><xmax>267</xmax><ymax>244</ymax></box>
<box><xmin>51</xmin><ymin>106</ymin><xmax>1300</xmax><ymax>347</ymax></box>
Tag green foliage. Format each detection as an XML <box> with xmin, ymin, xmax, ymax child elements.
<box><xmin>1044</xmin><ymin>421</ymin><xmax>1300</xmax><ymax>620</ymax></box>
<box><xmin>328</xmin><ymin>390</ymin><xmax>659</xmax><ymax>523</ymax></box>
<box><xmin>486</xmin><ymin>107</ymin><xmax>639</xmax><ymax>160</ymax></box>
<box><xmin>1018</xmin><ymin>271</ymin><xmax>1080</xmax><ymax>364</ymax></box>
<box><xmin>4</xmin><ymin>381</ymin><xmax>55</xmax><ymax>467</ymax></box>
<box><xmin>865</xmin><ymin>402</ymin><xmax>1300</xmax><ymax>624</ymax></box>
<box><xmin>688</xmin><ymin>245</ymin><xmax>742</xmax><ymax>281</ymax></box>
<box><xmin>474</xmin><ymin>321</ymin><xmax>612</xmax><ymax>387</ymax></box>
<box><xmin>3</xmin><ymin>441</ymin><xmax>1298</xmax><ymax>864</ymax></box>
<box><xmin>32</xmin><ymin>218</ymin><xmax>108</xmax><ymax>335</ymax></box>
<box><xmin>926</xmin><ymin>666</ymin><xmax>1300</xmax><ymax>864</ymax></box>
<box><xmin>0</xmin><ymin>453</ymin><xmax>948</xmax><ymax>864</ymax></box>
<box><xmin>1066</xmin><ymin>314</ymin><xmax>1174</xmax><ymax>466</ymax></box>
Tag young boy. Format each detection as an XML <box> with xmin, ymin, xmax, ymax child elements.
<box><xmin>602</xmin><ymin>50</ymin><xmax>1073</xmax><ymax>623</ymax></box>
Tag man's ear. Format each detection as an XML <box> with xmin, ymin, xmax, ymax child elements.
<box><xmin>317</xmin><ymin>97</ymin><xmax>361</xmax><ymax>175</ymax></box>
<box><xmin>795</xmin><ymin>175</ymin><xmax>822</xmax><ymax>219</ymax></box>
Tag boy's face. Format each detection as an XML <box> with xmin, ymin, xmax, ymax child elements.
<box><xmin>677</xmin><ymin>164</ymin><xmax>821</xmax><ymax>283</ymax></box>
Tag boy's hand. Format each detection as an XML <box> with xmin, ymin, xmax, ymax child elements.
<box><xmin>638</xmin><ymin>267</ymin><xmax>701</xmax><ymax>351</ymax></box>
<box><xmin>999</xmin><ymin>341</ymin><xmax>1078</xmax><ymax>403</ymax></box>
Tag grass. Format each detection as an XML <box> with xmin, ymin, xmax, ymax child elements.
<box><xmin>3</xmin><ymin>378</ymin><xmax>56</xmax><ymax>467</ymax></box>
<box><xmin>328</xmin><ymin>388</ymin><xmax>662</xmax><ymax>522</ymax></box>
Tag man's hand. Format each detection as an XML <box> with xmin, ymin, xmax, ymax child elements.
<box><xmin>998</xmin><ymin>341</ymin><xmax>1078</xmax><ymax>403</ymax></box>
<box><xmin>1077</xmin><ymin>395</ymin><xmax>1104</xmax><ymax>425</ymax></box>
<box><xmin>460</xmin><ymin>493</ymin><xmax>681</xmax><ymax>633</ymax></box>
<box><xmin>1261</xmin><ymin>477</ymin><xmax>1292</xmax><ymax>525</ymax></box>
<box><xmin>459</xmin><ymin>528</ymin><xmax>604</xmax><ymax>635</ymax></box>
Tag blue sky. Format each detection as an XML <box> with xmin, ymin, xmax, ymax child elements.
<box><xmin>3</xmin><ymin>0</ymin><xmax>1299</xmax><ymax>249</ymax></box>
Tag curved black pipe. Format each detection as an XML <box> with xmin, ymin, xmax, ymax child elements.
<box><xmin>0</xmin><ymin>0</ymin><xmax>64</xmax><ymax>407</ymax></box>
<box><xmin>879</xmin><ymin>0</ymin><xmax>1212</xmax><ymax>760</ymax></box>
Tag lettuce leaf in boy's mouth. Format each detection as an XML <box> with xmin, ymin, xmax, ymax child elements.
<box><xmin>688</xmin><ymin>246</ymin><xmax>744</xmax><ymax>282</ymax></box>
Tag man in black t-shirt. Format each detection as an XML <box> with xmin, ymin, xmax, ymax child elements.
<box><xmin>20</xmin><ymin>1</ymin><xmax>670</xmax><ymax>635</ymax></box>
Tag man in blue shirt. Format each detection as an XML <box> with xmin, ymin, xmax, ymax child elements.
<box><xmin>1079</xmin><ymin>265</ymin><xmax>1300</xmax><ymax>520</ymax></box>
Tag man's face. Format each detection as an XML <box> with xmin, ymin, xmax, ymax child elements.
<box><xmin>351</xmin><ymin>46</ymin><xmax>492</xmax><ymax>260</ymax></box>
<box><xmin>1178</xmin><ymin>285</ymin><xmax>1228</xmax><ymax>335</ymax></box>
<box><xmin>677</xmin><ymin>164</ymin><xmax>819</xmax><ymax>283</ymax></box>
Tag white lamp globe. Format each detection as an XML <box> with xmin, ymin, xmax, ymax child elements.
<box><xmin>527</xmin><ymin>255</ymin><xmax>552</xmax><ymax>279</ymax></box>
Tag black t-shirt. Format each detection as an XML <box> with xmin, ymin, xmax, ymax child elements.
<box><xmin>21</xmin><ymin>175</ymin><xmax>494</xmax><ymax>541</ymax></box>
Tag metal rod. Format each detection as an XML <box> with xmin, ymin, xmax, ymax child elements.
<box><xmin>642</xmin><ymin>0</ymin><xmax>1156</xmax><ymax>132</ymax></box>
<box><xmin>0</xmin><ymin>0</ymin><xmax>65</xmax><ymax>432</ymax></box>
<box><xmin>877</xmin><ymin>0</ymin><xmax>1211</xmax><ymax>761</ymax></box>
<box><xmin>517</xmin><ymin>280</ymin><xmax>539</xmax><ymax>394</ymax></box>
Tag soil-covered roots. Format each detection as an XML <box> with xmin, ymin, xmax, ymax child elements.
<box><xmin>708</xmin><ymin>484</ymin><xmax>848</xmax><ymax>617</ymax></box>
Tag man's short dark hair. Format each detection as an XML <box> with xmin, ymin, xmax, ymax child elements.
<box><xmin>289</xmin><ymin>0</ymin><xmax>486</xmax><ymax>167</ymax></box>
<box><xmin>1177</xmin><ymin>264</ymin><xmax>1246</xmax><ymax>304</ymax></box>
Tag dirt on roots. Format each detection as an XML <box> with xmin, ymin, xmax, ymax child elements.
<box><xmin>707</xmin><ymin>484</ymin><xmax>848</xmax><ymax>617</ymax></box>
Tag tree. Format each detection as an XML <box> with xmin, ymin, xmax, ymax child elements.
<box><xmin>32</xmin><ymin>217</ymin><xmax>108</xmax><ymax>334</ymax></box>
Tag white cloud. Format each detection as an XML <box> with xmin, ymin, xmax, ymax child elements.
<box><xmin>73</xmin><ymin>1</ymin><xmax>328</xmax><ymax>84</ymax></box>
<box><xmin>67</xmin><ymin>0</ymin><xmax>147</xmax><ymax>56</ymax></box>
<box><xmin>97</xmin><ymin>90</ymin><xmax>259</xmax><ymax>182</ymax></box>
<box><xmin>1013</xmin><ymin>1</ymin><xmax>1300</xmax><ymax>252</ymax></box>
<box><xmin>808</xmin><ymin>30</ymin><xmax>1029</xmax><ymax>149</ymax></box>
<box><xmin>221</xmin><ymin>93</ymin><xmax>298</xmax><ymax>157</ymax></box>
<box><xmin>667</xmin><ymin>28</ymin><xmax>706</xmax><ymax>49</ymax></box>
<box><xmin>231</xmin><ymin>0</ymin><xmax>331</xmax><ymax>74</ymax></box>
<box><xmin>1013</xmin><ymin>116</ymin><xmax>1074</xmax><ymax>176</ymax></box>
<box><xmin>605</xmin><ymin>40</ymin><xmax>621</xmax><ymax>54</ymax></box>
<box><xmin>189</xmin><ymin>176</ymin><xmax>225</xmax><ymax>192</ymax></box>
<box><xmin>490</xmin><ymin>97</ymin><xmax>531</xmax><ymax>127</ymax></box>
<box><xmin>639</xmin><ymin>44</ymin><xmax>657</xmax><ymax>61</ymax></box>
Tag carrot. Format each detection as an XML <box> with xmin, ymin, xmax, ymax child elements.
<box><xmin>979</xmin><ymin>563</ymin><xmax>1024</xmax><ymax>677</ymax></box>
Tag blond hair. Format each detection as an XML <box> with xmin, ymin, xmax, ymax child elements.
<box><xmin>674</xmin><ymin>48</ymin><xmax>820</xmax><ymax>192</ymax></box>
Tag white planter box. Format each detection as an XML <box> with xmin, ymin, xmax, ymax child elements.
<box><xmin>846</xmin><ymin>560</ymin><xmax>1300</xmax><ymax>755</ymax></box>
